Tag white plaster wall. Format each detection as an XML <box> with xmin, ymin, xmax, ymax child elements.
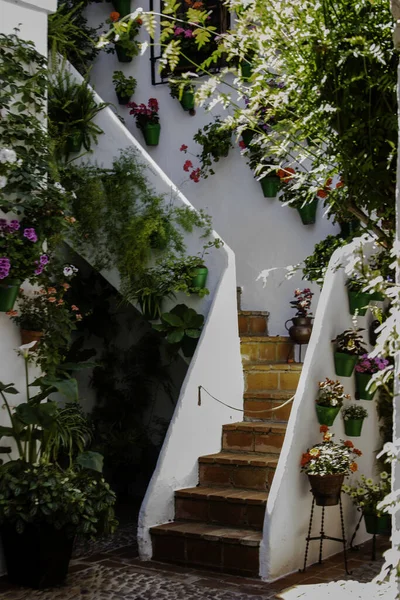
<box><xmin>84</xmin><ymin>1</ymin><xmax>339</xmax><ymax>335</ymax></box>
<box><xmin>262</xmin><ymin>238</ymin><xmax>383</xmax><ymax>580</ymax></box>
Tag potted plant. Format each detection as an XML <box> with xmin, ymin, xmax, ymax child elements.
<box><xmin>240</xmin><ymin>139</ymin><xmax>281</xmax><ymax>197</ymax></box>
<box><xmin>355</xmin><ymin>354</ymin><xmax>389</xmax><ymax>401</ymax></box>
<box><xmin>342</xmin><ymin>472</ymin><xmax>391</xmax><ymax>535</ymax></box>
<box><xmin>277</xmin><ymin>167</ymin><xmax>318</xmax><ymax>224</ymax></box>
<box><xmin>7</xmin><ymin>290</ymin><xmax>48</xmax><ymax>345</ymax></box>
<box><xmin>332</xmin><ymin>328</ymin><xmax>367</xmax><ymax>377</ymax></box>
<box><xmin>284</xmin><ymin>287</ymin><xmax>314</xmax><ymax>344</ymax></box>
<box><xmin>0</xmin><ymin>219</ymin><xmax>47</xmax><ymax>312</ymax></box>
<box><xmin>112</xmin><ymin>70</ymin><xmax>137</xmax><ymax>104</ymax></box>
<box><xmin>342</xmin><ymin>404</ymin><xmax>368</xmax><ymax>437</ymax></box>
<box><xmin>153</xmin><ymin>303</ymin><xmax>204</xmax><ymax>358</ymax></box>
<box><xmin>192</xmin><ymin>118</ymin><xmax>234</xmax><ymax>178</ymax></box>
<box><xmin>0</xmin><ymin>361</ymin><xmax>116</xmax><ymax>589</ymax></box>
<box><xmin>346</xmin><ymin>277</ymin><xmax>370</xmax><ymax>316</ymax></box>
<box><xmin>315</xmin><ymin>378</ymin><xmax>350</xmax><ymax>426</ymax></box>
<box><xmin>127</xmin><ymin>269</ymin><xmax>176</xmax><ymax>321</ymax></box>
<box><xmin>169</xmin><ymin>79</ymin><xmax>195</xmax><ymax>113</ymax></box>
<box><xmin>106</xmin><ymin>11</ymin><xmax>142</xmax><ymax>62</ymax></box>
<box><xmin>301</xmin><ymin>426</ymin><xmax>361</xmax><ymax>506</ymax></box>
<box><xmin>128</xmin><ymin>98</ymin><xmax>161</xmax><ymax>146</ymax></box>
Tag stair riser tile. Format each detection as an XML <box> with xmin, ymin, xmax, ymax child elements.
<box><xmin>199</xmin><ymin>464</ymin><xmax>273</xmax><ymax>491</ymax></box>
<box><xmin>254</xmin><ymin>432</ymin><xmax>285</xmax><ymax>453</ymax></box>
<box><xmin>238</xmin><ymin>315</ymin><xmax>268</xmax><ymax>337</ymax></box>
<box><xmin>245</xmin><ymin>371</ymin><xmax>300</xmax><ymax>392</ymax></box>
<box><xmin>175</xmin><ymin>497</ymin><xmax>265</xmax><ymax>530</ymax></box>
<box><xmin>241</xmin><ymin>341</ymin><xmax>294</xmax><ymax>364</ymax></box>
<box><xmin>244</xmin><ymin>399</ymin><xmax>292</xmax><ymax>422</ymax></box>
<box><xmin>222</xmin><ymin>431</ymin><xmax>284</xmax><ymax>454</ymax></box>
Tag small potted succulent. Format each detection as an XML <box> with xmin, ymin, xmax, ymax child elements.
<box><xmin>169</xmin><ymin>79</ymin><xmax>195</xmax><ymax>113</ymax></box>
<box><xmin>153</xmin><ymin>303</ymin><xmax>204</xmax><ymax>358</ymax></box>
<box><xmin>346</xmin><ymin>277</ymin><xmax>370</xmax><ymax>316</ymax></box>
<box><xmin>128</xmin><ymin>98</ymin><xmax>161</xmax><ymax>146</ymax></box>
<box><xmin>342</xmin><ymin>472</ymin><xmax>391</xmax><ymax>535</ymax></box>
<box><xmin>341</xmin><ymin>404</ymin><xmax>368</xmax><ymax>437</ymax></box>
<box><xmin>284</xmin><ymin>288</ymin><xmax>314</xmax><ymax>345</ymax></box>
<box><xmin>112</xmin><ymin>70</ymin><xmax>137</xmax><ymax>105</ymax></box>
<box><xmin>315</xmin><ymin>378</ymin><xmax>350</xmax><ymax>426</ymax></box>
<box><xmin>332</xmin><ymin>328</ymin><xmax>367</xmax><ymax>377</ymax></box>
<box><xmin>355</xmin><ymin>354</ymin><xmax>389</xmax><ymax>400</ymax></box>
<box><xmin>106</xmin><ymin>11</ymin><xmax>142</xmax><ymax>63</ymax></box>
<box><xmin>301</xmin><ymin>427</ymin><xmax>361</xmax><ymax>506</ymax></box>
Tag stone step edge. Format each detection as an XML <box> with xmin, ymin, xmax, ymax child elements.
<box><xmin>244</xmin><ymin>391</ymin><xmax>295</xmax><ymax>399</ymax></box>
<box><xmin>243</xmin><ymin>362</ymin><xmax>302</xmax><ymax>371</ymax></box>
<box><xmin>240</xmin><ymin>336</ymin><xmax>293</xmax><ymax>343</ymax></box>
<box><xmin>238</xmin><ymin>310</ymin><xmax>270</xmax><ymax>316</ymax></box>
<box><xmin>150</xmin><ymin>522</ymin><xmax>262</xmax><ymax>546</ymax></box>
<box><xmin>175</xmin><ymin>486</ymin><xmax>268</xmax><ymax>505</ymax></box>
<box><xmin>199</xmin><ymin>452</ymin><xmax>279</xmax><ymax>466</ymax></box>
<box><xmin>222</xmin><ymin>422</ymin><xmax>286</xmax><ymax>433</ymax></box>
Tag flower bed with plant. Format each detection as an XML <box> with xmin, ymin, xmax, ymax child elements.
<box><xmin>301</xmin><ymin>427</ymin><xmax>361</xmax><ymax>475</ymax></box>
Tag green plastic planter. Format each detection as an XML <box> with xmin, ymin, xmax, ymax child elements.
<box><xmin>369</xmin><ymin>291</ymin><xmax>385</xmax><ymax>302</ymax></box>
<box><xmin>241</xmin><ymin>129</ymin><xmax>254</xmax><ymax>147</ymax></box>
<box><xmin>334</xmin><ymin>351</ymin><xmax>358</xmax><ymax>377</ymax></box>
<box><xmin>113</xmin><ymin>0</ymin><xmax>131</xmax><ymax>17</ymax></box>
<box><xmin>66</xmin><ymin>132</ymin><xmax>82</xmax><ymax>154</ymax></box>
<box><xmin>191</xmin><ymin>267</ymin><xmax>208</xmax><ymax>290</ymax></box>
<box><xmin>297</xmin><ymin>199</ymin><xmax>318</xmax><ymax>225</ymax></box>
<box><xmin>316</xmin><ymin>404</ymin><xmax>340</xmax><ymax>426</ymax></box>
<box><xmin>180</xmin><ymin>91</ymin><xmax>195</xmax><ymax>111</ymax></box>
<box><xmin>260</xmin><ymin>176</ymin><xmax>280</xmax><ymax>198</ymax></box>
<box><xmin>240</xmin><ymin>60</ymin><xmax>253</xmax><ymax>79</ymax></box>
<box><xmin>116</xmin><ymin>92</ymin><xmax>132</xmax><ymax>105</ymax></box>
<box><xmin>115</xmin><ymin>44</ymin><xmax>132</xmax><ymax>63</ymax></box>
<box><xmin>348</xmin><ymin>289</ymin><xmax>370</xmax><ymax>316</ymax></box>
<box><xmin>0</xmin><ymin>279</ymin><xmax>20</xmax><ymax>312</ymax></box>
<box><xmin>142</xmin><ymin>123</ymin><xmax>161</xmax><ymax>146</ymax></box>
<box><xmin>363</xmin><ymin>513</ymin><xmax>391</xmax><ymax>535</ymax></box>
<box><xmin>344</xmin><ymin>418</ymin><xmax>364</xmax><ymax>437</ymax></box>
<box><xmin>355</xmin><ymin>372</ymin><xmax>375</xmax><ymax>401</ymax></box>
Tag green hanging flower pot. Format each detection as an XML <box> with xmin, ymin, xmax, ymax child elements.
<box><xmin>315</xmin><ymin>404</ymin><xmax>340</xmax><ymax>426</ymax></box>
<box><xmin>240</xmin><ymin>60</ymin><xmax>253</xmax><ymax>79</ymax></box>
<box><xmin>296</xmin><ymin>199</ymin><xmax>318</xmax><ymax>225</ymax></box>
<box><xmin>334</xmin><ymin>351</ymin><xmax>358</xmax><ymax>377</ymax></box>
<box><xmin>369</xmin><ymin>291</ymin><xmax>385</xmax><ymax>302</ymax></box>
<box><xmin>0</xmin><ymin>279</ymin><xmax>21</xmax><ymax>312</ymax></box>
<box><xmin>348</xmin><ymin>289</ymin><xmax>370</xmax><ymax>316</ymax></box>
<box><xmin>355</xmin><ymin>372</ymin><xmax>376</xmax><ymax>401</ymax></box>
<box><xmin>180</xmin><ymin>90</ymin><xmax>195</xmax><ymax>112</ymax></box>
<box><xmin>260</xmin><ymin>176</ymin><xmax>280</xmax><ymax>198</ymax></box>
<box><xmin>190</xmin><ymin>267</ymin><xmax>208</xmax><ymax>290</ymax></box>
<box><xmin>363</xmin><ymin>513</ymin><xmax>391</xmax><ymax>535</ymax></box>
<box><xmin>241</xmin><ymin>129</ymin><xmax>254</xmax><ymax>147</ymax></box>
<box><xmin>113</xmin><ymin>0</ymin><xmax>131</xmax><ymax>17</ymax></box>
<box><xmin>66</xmin><ymin>132</ymin><xmax>82</xmax><ymax>154</ymax></box>
<box><xmin>344</xmin><ymin>418</ymin><xmax>364</xmax><ymax>437</ymax></box>
<box><xmin>142</xmin><ymin>123</ymin><xmax>161</xmax><ymax>146</ymax></box>
<box><xmin>115</xmin><ymin>44</ymin><xmax>133</xmax><ymax>63</ymax></box>
<box><xmin>116</xmin><ymin>92</ymin><xmax>132</xmax><ymax>105</ymax></box>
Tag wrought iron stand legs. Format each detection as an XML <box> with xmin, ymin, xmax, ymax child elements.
<box><xmin>300</xmin><ymin>496</ymin><xmax>350</xmax><ymax>574</ymax></box>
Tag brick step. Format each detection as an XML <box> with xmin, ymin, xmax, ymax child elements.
<box><xmin>244</xmin><ymin>362</ymin><xmax>302</xmax><ymax>393</ymax></box>
<box><xmin>222</xmin><ymin>421</ymin><xmax>286</xmax><ymax>453</ymax></box>
<box><xmin>238</xmin><ymin>311</ymin><xmax>269</xmax><ymax>337</ymax></box>
<box><xmin>199</xmin><ymin>452</ymin><xmax>278</xmax><ymax>491</ymax></box>
<box><xmin>150</xmin><ymin>521</ymin><xmax>262</xmax><ymax>576</ymax></box>
<box><xmin>240</xmin><ymin>336</ymin><xmax>294</xmax><ymax>363</ymax></box>
<box><xmin>175</xmin><ymin>486</ymin><xmax>268</xmax><ymax>529</ymax></box>
<box><xmin>244</xmin><ymin>397</ymin><xmax>293</xmax><ymax>422</ymax></box>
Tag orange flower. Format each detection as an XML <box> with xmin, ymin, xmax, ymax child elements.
<box><xmin>75</xmin><ymin>314</ymin><xmax>83</xmax><ymax>321</ymax></box>
<box><xmin>47</xmin><ymin>287</ymin><xmax>57</xmax><ymax>295</ymax></box>
<box><xmin>350</xmin><ymin>462</ymin><xmax>358</xmax><ymax>472</ymax></box>
<box><xmin>6</xmin><ymin>310</ymin><xmax>18</xmax><ymax>317</ymax></box>
<box><xmin>48</xmin><ymin>297</ymin><xmax>56</xmax><ymax>303</ymax></box>
<box><xmin>61</xmin><ymin>283</ymin><xmax>70</xmax><ymax>290</ymax></box>
<box><xmin>65</xmin><ymin>216</ymin><xmax>76</xmax><ymax>224</ymax></box>
<box><xmin>344</xmin><ymin>440</ymin><xmax>354</xmax><ymax>448</ymax></box>
<box><xmin>325</xmin><ymin>178</ymin><xmax>333</xmax><ymax>187</ymax></box>
<box><xmin>193</xmin><ymin>1</ymin><xmax>204</xmax><ymax>7</ymax></box>
<box><xmin>336</xmin><ymin>179</ymin><xmax>344</xmax><ymax>189</ymax></box>
<box><xmin>57</xmin><ymin>299</ymin><xmax>64</xmax><ymax>306</ymax></box>
<box><xmin>277</xmin><ymin>167</ymin><xmax>295</xmax><ymax>182</ymax></box>
<box><xmin>71</xmin><ymin>305</ymin><xmax>79</xmax><ymax>311</ymax></box>
<box><xmin>301</xmin><ymin>453</ymin><xmax>311</xmax><ymax>467</ymax></box>
<box><xmin>316</xmin><ymin>189</ymin><xmax>328</xmax><ymax>198</ymax></box>
<box><xmin>110</xmin><ymin>11</ymin><xmax>120</xmax><ymax>21</ymax></box>
<box><xmin>320</xmin><ymin>425</ymin><xmax>329</xmax><ymax>433</ymax></box>
<box><xmin>137</xmin><ymin>18</ymin><xmax>143</xmax><ymax>25</ymax></box>
<box><xmin>353</xmin><ymin>448</ymin><xmax>362</xmax><ymax>456</ymax></box>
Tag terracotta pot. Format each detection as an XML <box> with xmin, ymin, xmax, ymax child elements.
<box><xmin>307</xmin><ymin>473</ymin><xmax>345</xmax><ymax>506</ymax></box>
<box><xmin>285</xmin><ymin>316</ymin><xmax>313</xmax><ymax>344</ymax></box>
<box><xmin>20</xmin><ymin>329</ymin><xmax>43</xmax><ymax>346</ymax></box>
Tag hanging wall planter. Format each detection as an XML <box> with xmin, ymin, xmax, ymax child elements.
<box><xmin>334</xmin><ymin>351</ymin><xmax>358</xmax><ymax>377</ymax></box>
<box><xmin>344</xmin><ymin>418</ymin><xmax>364</xmax><ymax>437</ymax></box>
<box><xmin>117</xmin><ymin>92</ymin><xmax>132</xmax><ymax>105</ymax></box>
<box><xmin>66</xmin><ymin>132</ymin><xmax>82</xmax><ymax>154</ymax></box>
<box><xmin>180</xmin><ymin>90</ymin><xmax>195</xmax><ymax>112</ymax></box>
<box><xmin>339</xmin><ymin>219</ymin><xmax>360</xmax><ymax>238</ymax></box>
<box><xmin>348</xmin><ymin>289</ymin><xmax>370</xmax><ymax>316</ymax></box>
<box><xmin>115</xmin><ymin>44</ymin><xmax>133</xmax><ymax>63</ymax></box>
<box><xmin>142</xmin><ymin>123</ymin><xmax>161</xmax><ymax>146</ymax></box>
<box><xmin>363</xmin><ymin>513</ymin><xmax>391</xmax><ymax>535</ymax></box>
<box><xmin>20</xmin><ymin>329</ymin><xmax>43</xmax><ymax>346</ymax></box>
<box><xmin>307</xmin><ymin>473</ymin><xmax>345</xmax><ymax>506</ymax></box>
<box><xmin>260</xmin><ymin>176</ymin><xmax>280</xmax><ymax>198</ymax></box>
<box><xmin>315</xmin><ymin>404</ymin><xmax>340</xmax><ymax>426</ymax></box>
<box><xmin>242</xmin><ymin>129</ymin><xmax>254</xmax><ymax>147</ymax></box>
<box><xmin>240</xmin><ymin>59</ymin><xmax>253</xmax><ymax>79</ymax></box>
<box><xmin>297</xmin><ymin>199</ymin><xmax>318</xmax><ymax>225</ymax></box>
<box><xmin>190</xmin><ymin>267</ymin><xmax>208</xmax><ymax>290</ymax></box>
<box><xmin>113</xmin><ymin>0</ymin><xmax>131</xmax><ymax>17</ymax></box>
<box><xmin>355</xmin><ymin>372</ymin><xmax>375</xmax><ymax>400</ymax></box>
<box><xmin>0</xmin><ymin>279</ymin><xmax>21</xmax><ymax>312</ymax></box>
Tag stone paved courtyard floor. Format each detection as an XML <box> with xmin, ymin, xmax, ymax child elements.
<box><xmin>0</xmin><ymin>527</ymin><xmax>391</xmax><ymax>600</ymax></box>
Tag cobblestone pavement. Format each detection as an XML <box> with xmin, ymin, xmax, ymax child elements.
<box><xmin>0</xmin><ymin>533</ymin><xmax>390</xmax><ymax>600</ymax></box>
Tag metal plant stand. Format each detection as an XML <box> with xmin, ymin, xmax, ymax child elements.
<box><xmin>300</xmin><ymin>495</ymin><xmax>350</xmax><ymax>574</ymax></box>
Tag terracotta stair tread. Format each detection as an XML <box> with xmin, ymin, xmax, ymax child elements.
<box><xmin>244</xmin><ymin>390</ymin><xmax>294</xmax><ymax>400</ymax></box>
<box><xmin>199</xmin><ymin>452</ymin><xmax>279</xmax><ymax>467</ymax></box>
<box><xmin>240</xmin><ymin>335</ymin><xmax>292</xmax><ymax>342</ymax></box>
<box><xmin>223</xmin><ymin>421</ymin><xmax>286</xmax><ymax>433</ymax></box>
<box><xmin>150</xmin><ymin>521</ymin><xmax>262</xmax><ymax>546</ymax></box>
<box><xmin>176</xmin><ymin>486</ymin><xmax>269</xmax><ymax>505</ymax></box>
<box><xmin>243</xmin><ymin>362</ymin><xmax>302</xmax><ymax>371</ymax></box>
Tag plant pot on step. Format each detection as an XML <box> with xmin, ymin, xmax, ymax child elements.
<box><xmin>116</xmin><ymin>92</ymin><xmax>132</xmax><ymax>105</ymax></box>
<box><xmin>20</xmin><ymin>329</ymin><xmax>43</xmax><ymax>346</ymax></box>
<box><xmin>355</xmin><ymin>372</ymin><xmax>376</xmax><ymax>401</ymax></box>
<box><xmin>115</xmin><ymin>44</ymin><xmax>133</xmax><ymax>63</ymax></box>
<box><xmin>285</xmin><ymin>316</ymin><xmax>313</xmax><ymax>344</ymax></box>
<box><xmin>297</xmin><ymin>199</ymin><xmax>318</xmax><ymax>225</ymax></box>
<box><xmin>260</xmin><ymin>176</ymin><xmax>280</xmax><ymax>198</ymax></box>
<box><xmin>1</xmin><ymin>522</ymin><xmax>75</xmax><ymax>589</ymax></box>
<box><xmin>113</xmin><ymin>0</ymin><xmax>131</xmax><ymax>17</ymax></box>
<box><xmin>363</xmin><ymin>513</ymin><xmax>391</xmax><ymax>535</ymax></box>
<box><xmin>334</xmin><ymin>351</ymin><xmax>358</xmax><ymax>377</ymax></box>
<box><xmin>180</xmin><ymin>90</ymin><xmax>195</xmax><ymax>111</ymax></box>
<box><xmin>347</xmin><ymin>289</ymin><xmax>370</xmax><ymax>316</ymax></box>
<box><xmin>66</xmin><ymin>132</ymin><xmax>82</xmax><ymax>154</ymax></box>
<box><xmin>344</xmin><ymin>418</ymin><xmax>365</xmax><ymax>437</ymax></box>
<box><xmin>315</xmin><ymin>404</ymin><xmax>340</xmax><ymax>426</ymax></box>
<box><xmin>307</xmin><ymin>473</ymin><xmax>345</xmax><ymax>506</ymax></box>
<box><xmin>142</xmin><ymin>123</ymin><xmax>161</xmax><ymax>146</ymax></box>
<box><xmin>190</xmin><ymin>267</ymin><xmax>208</xmax><ymax>289</ymax></box>
<box><xmin>0</xmin><ymin>278</ymin><xmax>21</xmax><ymax>312</ymax></box>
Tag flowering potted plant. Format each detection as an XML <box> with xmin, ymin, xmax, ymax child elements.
<box><xmin>301</xmin><ymin>427</ymin><xmax>361</xmax><ymax>506</ymax></box>
<box><xmin>332</xmin><ymin>328</ymin><xmax>367</xmax><ymax>377</ymax></box>
<box><xmin>0</xmin><ymin>219</ymin><xmax>47</xmax><ymax>312</ymax></box>
<box><xmin>284</xmin><ymin>288</ymin><xmax>314</xmax><ymax>344</ymax></box>
<box><xmin>112</xmin><ymin>70</ymin><xmax>137</xmax><ymax>105</ymax></box>
<box><xmin>355</xmin><ymin>354</ymin><xmax>389</xmax><ymax>401</ymax></box>
<box><xmin>192</xmin><ymin>118</ymin><xmax>234</xmax><ymax>178</ymax></box>
<box><xmin>342</xmin><ymin>472</ymin><xmax>391</xmax><ymax>535</ymax></box>
<box><xmin>128</xmin><ymin>98</ymin><xmax>161</xmax><ymax>146</ymax></box>
<box><xmin>106</xmin><ymin>11</ymin><xmax>141</xmax><ymax>63</ymax></box>
<box><xmin>277</xmin><ymin>168</ymin><xmax>318</xmax><ymax>224</ymax></box>
<box><xmin>169</xmin><ymin>79</ymin><xmax>195</xmax><ymax>113</ymax></box>
<box><xmin>7</xmin><ymin>290</ymin><xmax>48</xmax><ymax>346</ymax></box>
<box><xmin>341</xmin><ymin>404</ymin><xmax>368</xmax><ymax>437</ymax></box>
<box><xmin>315</xmin><ymin>378</ymin><xmax>350</xmax><ymax>425</ymax></box>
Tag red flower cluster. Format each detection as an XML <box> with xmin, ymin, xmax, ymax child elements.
<box><xmin>239</xmin><ymin>140</ymin><xmax>246</xmax><ymax>150</ymax></box>
<box><xmin>110</xmin><ymin>11</ymin><xmax>120</xmax><ymax>22</ymax></box>
<box><xmin>183</xmin><ymin>160</ymin><xmax>193</xmax><ymax>172</ymax></box>
<box><xmin>190</xmin><ymin>168</ymin><xmax>201</xmax><ymax>183</ymax></box>
<box><xmin>277</xmin><ymin>167</ymin><xmax>295</xmax><ymax>183</ymax></box>
<box><xmin>319</xmin><ymin>425</ymin><xmax>329</xmax><ymax>433</ymax></box>
<box><xmin>180</xmin><ymin>144</ymin><xmax>188</xmax><ymax>152</ymax></box>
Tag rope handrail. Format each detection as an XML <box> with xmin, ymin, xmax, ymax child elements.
<box><xmin>198</xmin><ymin>385</ymin><xmax>295</xmax><ymax>414</ymax></box>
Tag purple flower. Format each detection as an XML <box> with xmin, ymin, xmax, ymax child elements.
<box><xmin>0</xmin><ymin>257</ymin><xmax>10</xmax><ymax>279</ymax></box>
<box><xmin>174</xmin><ymin>27</ymin><xmax>185</xmax><ymax>35</ymax></box>
<box><xmin>0</xmin><ymin>219</ymin><xmax>7</xmax><ymax>231</ymax></box>
<box><xmin>23</xmin><ymin>228</ymin><xmax>37</xmax><ymax>243</ymax></box>
<box><xmin>9</xmin><ymin>220</ymin><xmax>20</xmax><ymax>231</ymax></box>
<box><xmin>355</xmin><ymin>353</ymin><xmax>389</xmax><ymax>374</ymax></box>
<box><xmin>39</xmin><ymin>254</ymin><xmax>49</xmax><ymax>265</ymax></box>
<box><xmin>184</xmin><ymin>29</ymin><xmax>193</xmax><ymax>38</ymax></box>
<box><xmin>34</xmin><ymin>265</ymin><xmax>43</xmax><ymax>275</ymax></box>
